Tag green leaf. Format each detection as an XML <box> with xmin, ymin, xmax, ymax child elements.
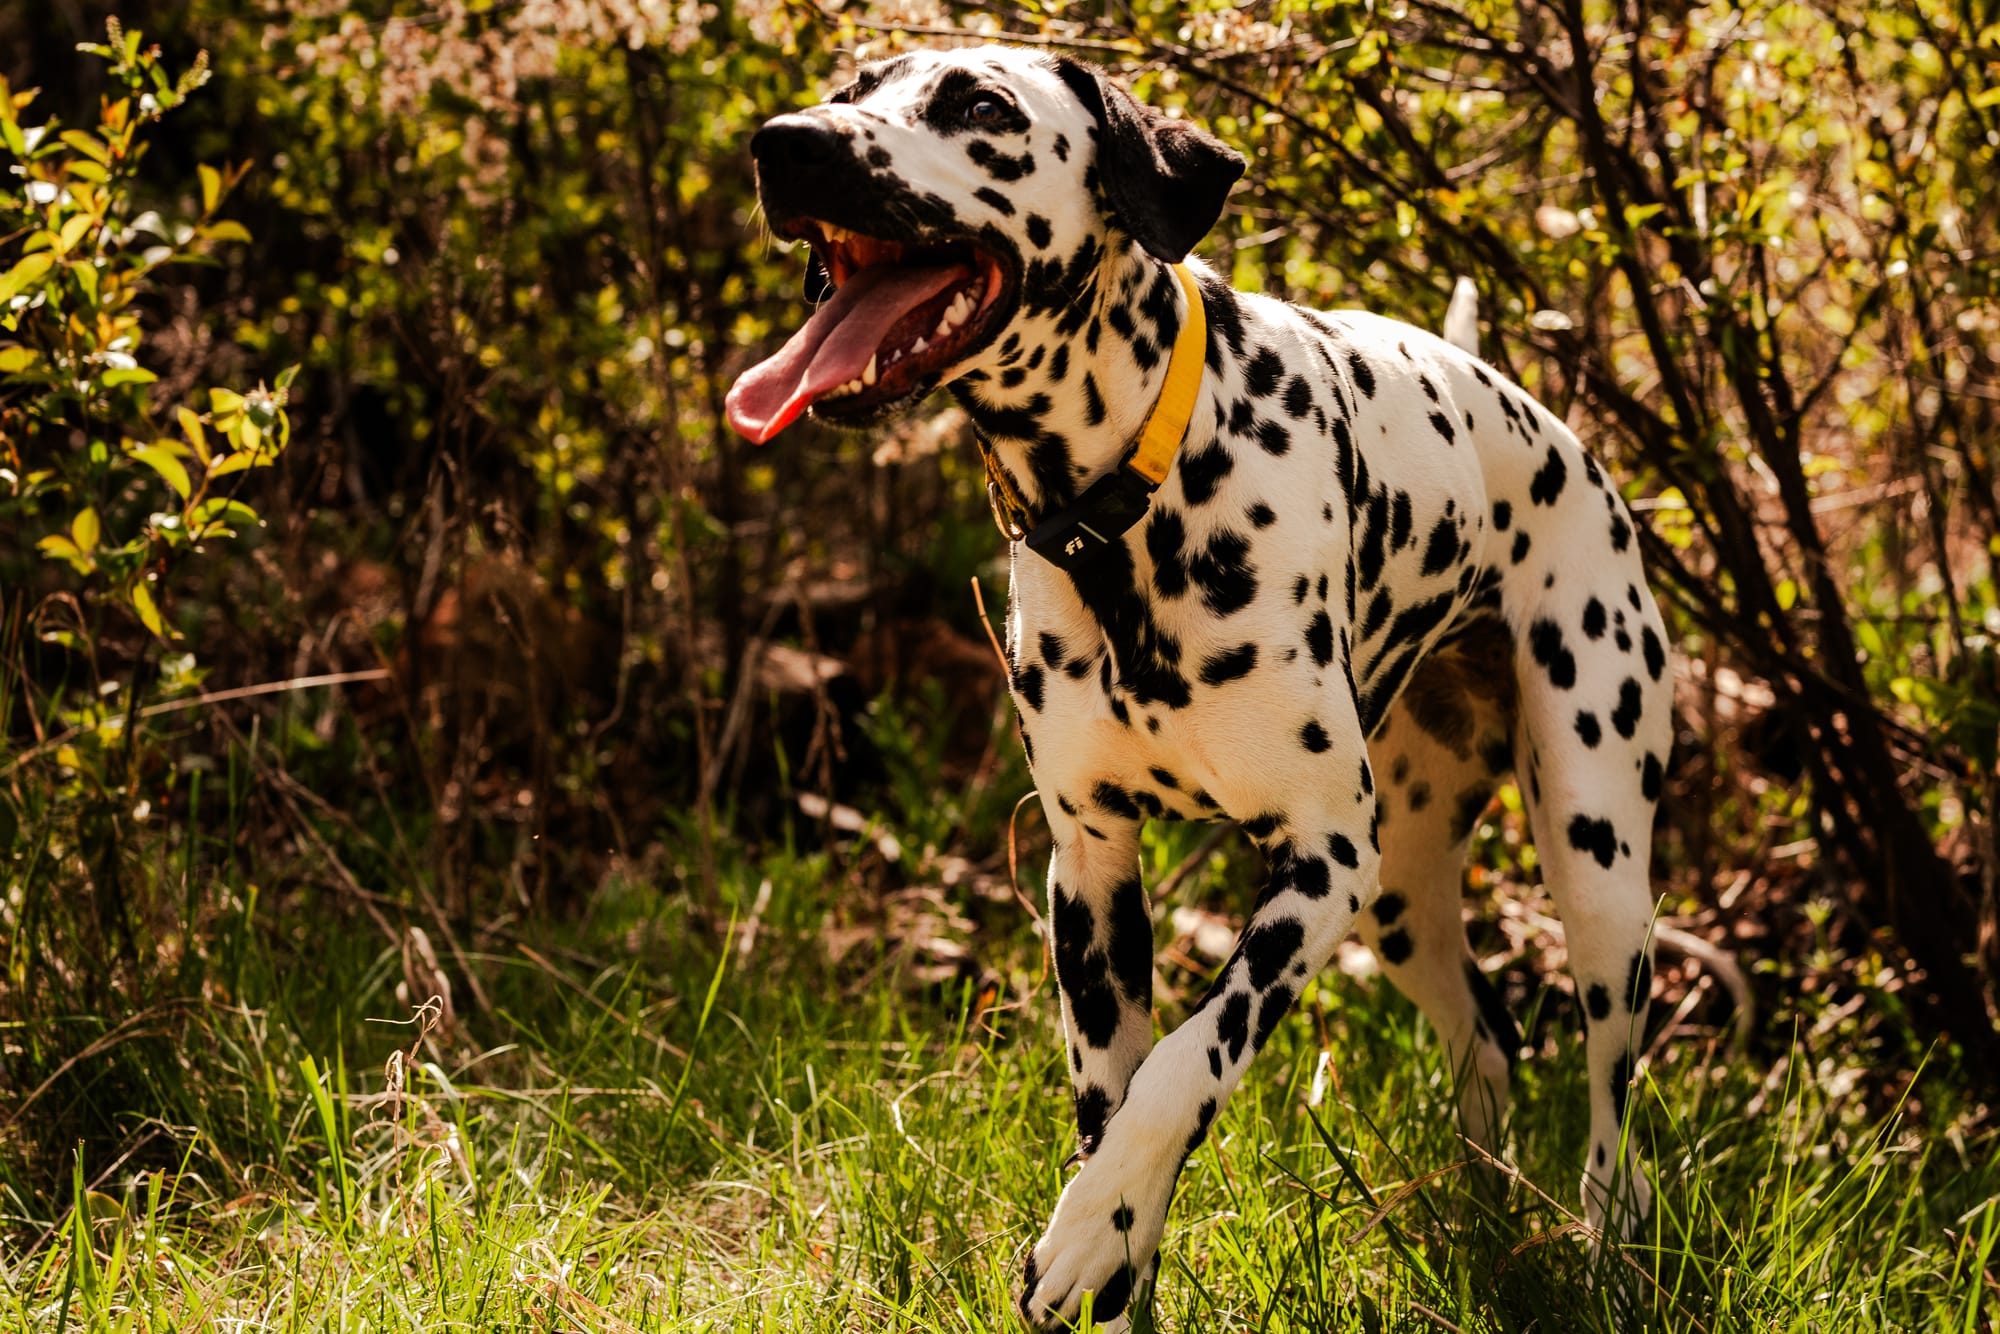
<box><xmin>198</xmin><ymin>162</ymin><xmax>220</xmax><ymax>214</ymax></box>
<box><xmin>72</xmin><ymin>506</ymin><xmax>100</xmax><ymax>553</ymax></box>
<box><xmin>177</xmin><ymin>406</ymin><xmax>209</xmax><ymax>463</ymax></box>
<box><xmin>101</xmin><ymin>366</ymin><xmax>157</xmax><ymax>387</ymax></box>
<box><xmin>129</xmin><ymin>442</ymin><xmax>191</xmax><ymax>500</ymax></box>
<box><xmin>0</xmin><ymin>251</ymin><xmax>55</xmax><ymax>304</ymax></box>
<box><xmin>0</xmin><ymin>345</ymin><xmax>39</xmax><ymax>373</ymax></box>
<box><xmin>129</xmin><ymin>580</ymin><xmax>167</xmax><ymax>639</ymax></box>
<box><xmin>205</xmin><ymin>450</ymin><xmax>262</xmax><ymax>478</ymax></box>
<box><xmin>56</xmin><ymin>214</ymin><xmax>94</xmax><ymax>255</ymax></box>
<box><xmin>58</xmin><ymin>129</ymin><xmax>110</xmax><ymax>163</ymax></box>
<box><xmin>201</xmin><ymin>219</ymin><xmax>252</xmax><ymax>245</ymax></box>
<box><xmin>209</xmin><ymin>386</ymin><xmax>243</xmax><ymax>415</ymax></box>
<box><xmin>37</xmin><ymin>532</ymin><xmax>94</xmax><ymax>573</ymax></box>
<box><xmin>191</xmin><ymin>496</ymin><xmax>258</xmax><ymax>530</ymax></box>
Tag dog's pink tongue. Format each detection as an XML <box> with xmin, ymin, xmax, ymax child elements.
<box><xmin>726</xmin><ymin>261</ymin><xmax>971</xmax><ymax>443</ymax></box>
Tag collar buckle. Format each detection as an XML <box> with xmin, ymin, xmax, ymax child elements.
<box><xmin>986</xmin><ymin>478</ymin><xmax>1027</xmax><ymax>543</ymax></box>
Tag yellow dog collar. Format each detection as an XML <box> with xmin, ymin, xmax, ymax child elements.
<box><xmin>982</xmin><ymin>263</ymin><xmax>1206</xmax><ymax>566</ymax></box>
<box><xmin>1125</xmin><ymin>263</ymin><xmax>1207</xmax><ymax>487</ymax></box>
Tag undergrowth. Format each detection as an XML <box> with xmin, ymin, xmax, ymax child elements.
<box><xmin>3</xmin><ymin>779</ymin><xmax>1995</xmax><ymax>1331</ymax></box>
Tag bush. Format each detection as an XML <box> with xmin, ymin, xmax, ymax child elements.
<box><xmin>1</xmin><ymin>19</ymin><xmax>293</xmax><ymax>1092</ymax></box>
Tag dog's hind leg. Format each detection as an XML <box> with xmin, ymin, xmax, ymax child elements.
<box><xmin>1359</xmin><ymin>622</ymin><xmax>1522</xmax><ymax>1165</ymax></box>
<box><xmin>1507</xmin><ymin>575</ymin><xmax>1672</xmax><ymax>1243</ymax></box>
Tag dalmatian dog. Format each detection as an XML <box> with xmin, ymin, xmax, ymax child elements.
<box><xmin>727</xmin><ymin>46</ymin><xmax>1669</xmax><ymax>1330</ymax></box>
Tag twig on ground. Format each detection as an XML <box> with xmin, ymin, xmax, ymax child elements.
<box><xmin>701</xmin><ymin>593</ymin><xmax>789</xmax><ymax>813</ymax></box>
<box><xmin>0</xmin><ymin>668</ymin><xmax>391</xmax><ymax>778</ymax></box>
<box><xmin>968</xmin><ymin>574</ymin><xmax>1009</xmax><ymax>676</ymax></box>
<box><xmin>1407</xmin><ymin>1300</ymin><xmax>1472</xmax><ymax>1333</ymax></box>
<box><xmin>1653</xmin><ymin>921</ymin><xmax>1757</xmax><ymax>1051</ymax></box>
<box><xmin>956</xmin><ymin>576</ymin><xmax>1018</xmax><ymax>831</ymax></box>
<box><xmin>5</xmin><ymin>999</ymin><xmax>205</xmax><ymax>1127</ymax></box>
<box><xmin>1006</xmin><ymin>789</ymin><xmax>1049</xmax><ymax>985</ymax></box>
<box><xmin>1343</xmin><ymin>1157</ymin><xmax>1474</xmax><ymax>1248</ymax></box>
<box><xmin>1521</xmin><ymin>907</ymin><xmax>1756</xmax><ymax>1049</ymax></box>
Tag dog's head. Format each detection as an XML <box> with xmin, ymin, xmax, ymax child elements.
<box><xmin>725</xmin><ymin>47</ymin><xmax>1244</xmax><ymax>443</ymax></box>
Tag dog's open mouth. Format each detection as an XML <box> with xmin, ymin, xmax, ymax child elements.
<box><xmin>726</xmin><ymin>221</ymin><xmax>1013</xmax><ymax>443</ymax></box>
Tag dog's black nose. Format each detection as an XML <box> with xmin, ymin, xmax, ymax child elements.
<box><xmin>750</xmin><ymin>115</ymin><xmax>846</xmax><ymax>173</ymax></box>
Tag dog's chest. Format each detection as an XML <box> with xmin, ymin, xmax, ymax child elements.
<box><xmin>1003</xmin><ymin>306</ymin><xmax>1505</xmax><ymax>809</ymax></box>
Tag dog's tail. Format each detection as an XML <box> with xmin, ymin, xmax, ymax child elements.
<box><xmin>1443</xmin><ymin>276</ymin><xmax>1479</xmax><ymax>355</ymax></box>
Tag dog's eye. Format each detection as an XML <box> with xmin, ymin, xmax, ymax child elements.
<box><xmin>966</xmin><ymin>96</ymin><xmax>1009</xmax><ymax>126</ymax></box>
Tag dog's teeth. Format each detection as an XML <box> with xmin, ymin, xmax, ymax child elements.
<box><xmin>911</xmin><ymin>337</ymin><xmax>927</xmax><ymax>353</ymax></box>
<box><xmin>862</xmin><ymin>355</ymin><xmax>878</xmax><ymax>386</ymax></box>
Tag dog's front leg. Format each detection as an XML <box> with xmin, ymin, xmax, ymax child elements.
<box><xmin>1040</xmin><ymin>802</ymin><xmax>1153</xmax><ymax>1160</ymax></box>
<box><xmin>1021</xmin><ymin>800</ymin><xmax>1380</xmax><ymax>1330</ymax></box>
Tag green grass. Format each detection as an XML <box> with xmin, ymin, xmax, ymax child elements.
<box><xmin>4</xmin><ymin>837</ymin><xmax>1997</xmax><ymax>1331</ymax></box>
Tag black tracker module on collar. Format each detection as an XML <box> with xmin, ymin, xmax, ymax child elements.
<box><xmin>1023</xmin><ymin>469</ymin><xmax>1158</xmax><ymax>570</ymax></box>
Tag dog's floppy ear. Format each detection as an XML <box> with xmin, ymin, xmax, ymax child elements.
<box><xmin>1055</xmin><ymin>57</ymin><xmax>1244</xmax><ymax>263</ymax></box>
